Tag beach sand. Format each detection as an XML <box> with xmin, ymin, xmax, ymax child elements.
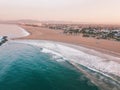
<box><xmin>16</xmin><ymin>25</ymin><xmax>120</xmax><ymax>57</ymax></box>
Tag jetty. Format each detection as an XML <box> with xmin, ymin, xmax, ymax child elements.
<box><xmin>0</xmin><ymin>36</ymin><xmax>8</xmax><ymax>46</ymax></box>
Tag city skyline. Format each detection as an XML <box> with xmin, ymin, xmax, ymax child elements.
<box><xmin>0</xmin><ymin>0</ymin><xmax>120</xmax><ymax>24</ymax></box>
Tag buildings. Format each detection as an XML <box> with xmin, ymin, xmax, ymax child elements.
<box><xmin>41</xmin><ymin>23</ymin><xmax>120</xmax><ymax>41</ymax></box>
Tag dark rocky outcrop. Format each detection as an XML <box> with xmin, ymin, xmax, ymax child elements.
<box><xmin>0</xmin><ymin>36</ymin><xmax>8</xmax><ymax>46</ymax></box>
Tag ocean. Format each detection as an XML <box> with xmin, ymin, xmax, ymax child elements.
<box><xmin>0</xmin><ymin>42</ymin><xmax>99</xmax><ymax>90</ymax></box>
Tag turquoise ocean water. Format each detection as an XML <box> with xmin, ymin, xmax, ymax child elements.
<box><xmin>0</xmin><ymin>42</ymin><xmax>100</xmax><ymax>90</ymax></box>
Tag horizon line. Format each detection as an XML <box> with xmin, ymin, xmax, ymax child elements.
<box><xmin>0</xmin><ymin>19</ymin><xmax>120</xmax><ymax>25</ymax></box>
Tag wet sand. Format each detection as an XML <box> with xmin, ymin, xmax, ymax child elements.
<box><xmin>17</xmin><ymin>25</ymin><xmax>120</xmax><ymax>57</ymax></box>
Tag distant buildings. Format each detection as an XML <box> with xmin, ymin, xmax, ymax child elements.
<box><xmin>40</xmin><ymin>23</ymin><xmax>120</xmax><ymax>41</ymax></box>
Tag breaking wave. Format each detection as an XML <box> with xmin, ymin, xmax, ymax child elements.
<box><xmin>13</xmin><ymin>40</ymin><xmax>120</xmax><ymax>90</ymax></box>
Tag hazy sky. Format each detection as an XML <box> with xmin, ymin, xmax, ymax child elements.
<box><xmin>0</xmin><ymin>0</ymin><xmax>120</xmax><ymax>24</ymax></box>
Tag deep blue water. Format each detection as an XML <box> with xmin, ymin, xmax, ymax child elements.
<box><xmin>0</xmin><ymin>42</ymin><xmax>99</xmax><ymax>90</ymax></box>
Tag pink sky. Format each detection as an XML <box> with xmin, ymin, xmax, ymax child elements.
<box><xmin>0</xmin><ymin>0</ymin><xmax>120</xmax><ymax>24</ymax></box>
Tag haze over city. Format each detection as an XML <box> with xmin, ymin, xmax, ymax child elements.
<box><xmin>0</xmin><ymin>0</ymin><xmax>120</xmax><ymax>24</ymax></box>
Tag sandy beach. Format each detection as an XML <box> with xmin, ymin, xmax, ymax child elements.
<box><xmin>17</xmin><ymin>25</ymin><xmax>120</xmax><ymax>57</ymax></box>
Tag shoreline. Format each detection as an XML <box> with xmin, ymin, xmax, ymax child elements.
<box><xmin>15</xmin><ymin>25</ymin><xmax>120</xmax><ymax>57</ymax></box>
<box><xmin>12</xmin><ymin>40</ymin><xmax>120</xmax><ymax>87</ymax></box>
<box><xmin>9</xmin><ymin>40</ymin><xmax>120</xmax><ymax>90</ymax></box>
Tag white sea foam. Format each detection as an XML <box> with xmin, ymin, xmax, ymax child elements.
<box><xmin>13</xmin><ymin>40</ymin><xmax>120</xmax><ymax>77</ymax></box>
<box><xmin>41</xmin><ymin>48</ymin><xmax>66</xmax><ymax>62</ymax></box>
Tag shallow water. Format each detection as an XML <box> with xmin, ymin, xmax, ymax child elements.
<box><xmin>0</xmin><ymin>42</ymin><xmax>99</xmax><ymax>90</ymax></box>
<box><xmin>0</xmin><ymin>24</ymin><xmax>29</xmax><ymax>38</ymax></box>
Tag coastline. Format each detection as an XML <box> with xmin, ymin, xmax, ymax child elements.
<box><xmin>8</xmin><ymin>24</ymin><xmax>120</xmax><ymax>77</ymax></box>
<box><xmin>15</xmin><ymin>25</ymin><xmax>120</xmax><ymax>57</ymax></box>
<box><xmin>1</xmin><ymin>24</ymin><xmax>120</xmax><ymax>89</ymax></box>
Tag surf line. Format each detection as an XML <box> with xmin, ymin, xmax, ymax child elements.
<box><xmin>69</xmin><ymin>60</ymin><xmax>120</xmax><ymax>90</ymax></box>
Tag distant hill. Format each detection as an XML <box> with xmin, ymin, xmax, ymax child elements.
<box><xmin>0</xmin><ymin>19</ymin><xmax>41</xmax><ymax>24</ymax></box>
<box><xmin>14</xmin><ymin>19</ymin><xmax>41</xmax><ymax>23</ymax></box>
<box><xmin>40</xmin><ymin>20</ymin><xmax>78</xmax><ymax>24</ymax></box>
<box><xmin>0</xmin><ymin>19</ymin><xmax>81</xmax><ymax>24</ymax></box>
